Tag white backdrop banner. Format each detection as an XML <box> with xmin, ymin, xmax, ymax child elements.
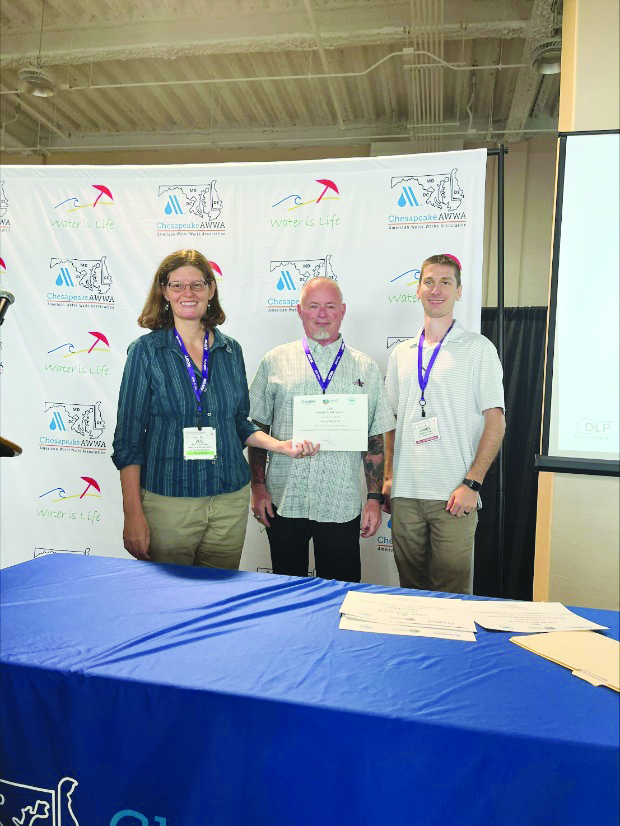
<box><xmin>0</xmin><ymin>150</ymin><xmax>486</xmax><ymax>584</ymax></box>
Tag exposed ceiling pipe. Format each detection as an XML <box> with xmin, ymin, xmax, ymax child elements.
<box><xmin>0</xmin><ymin>84</ymin><xmax>68</xmax><ymax>139</ymax></box>
<box><xmin>0</xmin><ymin>102</ymin><xmax>22</xmax><ymax>150</ymax></box>
<box><xmin>302</xmin><ymin>0</ymin><xmax>345</xmax><ymax>129</ymax></box>
<box><xmin>465</xmin><ymin>72</ymin><xmax>477</xmax><ymax>132</ymax></box>
<box><xmin>2</xmin><ymin>127</ymin><xmax>558</xmax><ymax>155</ymax></box>
<box><xmin>0</xmin><ymin>52</ymin><xmax>530</xmax><ymax>96</ymax></box>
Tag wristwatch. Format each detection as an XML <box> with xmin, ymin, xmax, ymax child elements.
<box><xmin>462</xmin><ymin>478</ymin><xmax>482</xmax><ymax>492</ymax></box>
<box><xmin>367</xmin><ymin>493</ymin><xmax>386</xmax><ymax>505</ymax></box>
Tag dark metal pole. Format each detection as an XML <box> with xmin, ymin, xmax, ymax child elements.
<box><xmin>496</xmin><ymin>145</ymin><xmax>507</xmax><ymax>597</ymax></box>
<box><xmin>486</xmin><ymin>145</ymin><xmax>507</xmax><ymax>597</ymax></box>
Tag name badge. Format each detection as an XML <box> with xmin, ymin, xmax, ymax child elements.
<box><xmin>183</xmin><ymin>427</ymin><xmax>216</xmax><ymax>460</ymax></box>
<box><xmin>412</xmin><ymin>416</ymin><xmax>440</xmax><ymax>445</ymax></box>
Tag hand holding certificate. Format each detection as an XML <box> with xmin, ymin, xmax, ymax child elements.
<box><xmin>293</xmin><ymin>394</ymin><xmax>368</xmax><ymax>451</ymax></box>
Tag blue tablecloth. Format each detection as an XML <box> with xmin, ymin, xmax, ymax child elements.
<box><xmin>1</xmin><ymin>554</ymin><xmax>618</xmax><ymax>826</ymax></box>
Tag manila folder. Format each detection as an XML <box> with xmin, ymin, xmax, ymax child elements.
<box><xmin>511</xmin><ymin>630</ymin><xmax>620</xmax><ymax>692</ymax></box>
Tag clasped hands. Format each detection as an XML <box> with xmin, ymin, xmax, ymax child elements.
<box><xmin>278</xmin><ymin>439</ymin><xmax>320</xmax><ymax>460</ymax></box>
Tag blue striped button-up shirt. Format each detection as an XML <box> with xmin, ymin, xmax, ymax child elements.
<box><xmin>112</xmin><ymin>327</ymin><xmax>258</xmax><ymax>497</ymax></box>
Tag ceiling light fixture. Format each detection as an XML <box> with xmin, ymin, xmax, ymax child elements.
<box><xmin>531</xmin><ymin>37</ymin><xmax>562</xmax><ymax>75</ymax></box>
<box><xmin>18</xmin><ymin>0</ymin><xmax>57</xmax><ymax>97</ymax></box>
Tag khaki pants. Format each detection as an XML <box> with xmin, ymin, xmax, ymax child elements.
<box><xmin>141</xmin><ymin>484</ymin><xmax>251</xmax><ymax>568</ymax></box>
<box><xmin>391</xmin><ymin>497</ymin><xmax>478</xmax><ymax>595</ymax></box>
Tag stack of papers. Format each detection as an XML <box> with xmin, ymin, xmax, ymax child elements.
<box><xmin>339</xmin><ymin>593</ymin><xmax>610</xmax><ymax>644</ymax></box>
<box><xmin>339</xmin><ymin>591</ymin><xmax>477</xmax><ymax>642</ymax></box>
<box><xmin>469</xmin><ymin>601</ymin><xmax>608</xmax><ymax>633</ymax></box>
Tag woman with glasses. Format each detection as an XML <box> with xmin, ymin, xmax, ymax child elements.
<box><xmin>112</xmin><ymin>249</ymin><xmax>317</xmax><ymax>568</ymax></box>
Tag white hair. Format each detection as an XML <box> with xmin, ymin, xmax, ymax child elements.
<box><xmin>299</xmin><ymin>276</ymin><xmax>343</xmax><ymax>305</ymax></box>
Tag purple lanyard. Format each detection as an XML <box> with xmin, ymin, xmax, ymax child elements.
<box><xmin>302</xmin><ymin>336</ymin><xmax>345</xmax><ymax>394</ymax></box>
<box><xmin>174</xmin><ymin>329</ymin><xmax>209</xmax><ymax>429</ymax></box>
<box><xmin>417</xmin><ymin>322</ymin><xmax>454</xmax><ymax>417</ymax></box>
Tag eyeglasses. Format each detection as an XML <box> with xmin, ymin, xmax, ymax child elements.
<box><xmin>166</xmin><ymin>280</ymin><xmax>211</xmax><ymax>293</ymax></box>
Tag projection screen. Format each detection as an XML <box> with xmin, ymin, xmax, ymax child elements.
<box><xmin>539</xmin><ymin>130</ymin><xmax>620</xmax><ymax>476</ymax></box>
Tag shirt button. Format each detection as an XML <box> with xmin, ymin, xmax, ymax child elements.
<box><xmin>207</xmin><ymin>413</ymin><xmax>212</xmax><ymax>416</ymax></box>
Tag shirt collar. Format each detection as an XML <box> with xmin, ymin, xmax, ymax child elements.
<box><xmin>305</xmin><ymin>334</ymin><xmax>343</xmax><ymax>357</ymax></box>
<box><xmin>410</xmin><ymin>319</ymin><xmax>465</xmax><ymax>347</ymax></box>
<box><xmin>157</xmin><ymin>326</ymin><xmax>231</xmax><ymax>353</ymax></box>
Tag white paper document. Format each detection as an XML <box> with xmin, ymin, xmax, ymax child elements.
<box><xmin>340</xmin><ymin>590</ymin><xmax>476</xmax><ymax>633</ymax></box>
<box><xmin>339</xmin><ymin>615</ymin><xmax>477</xmax><ymax>642</ymax></box>
<box><xmin>470</xmin><ymin>601</ymin><xmax>608</xmax><ymax>633</ymax></box>
<box><xmin>293</xmin><ymin>394</ymin><xmax>368</xmax><ymax>451</ymax></box>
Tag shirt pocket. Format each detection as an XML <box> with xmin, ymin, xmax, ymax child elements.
<box><xmin>150</xmin><ymin>363</ymin><xmax>188</xmax><ymax>423</ymax></box>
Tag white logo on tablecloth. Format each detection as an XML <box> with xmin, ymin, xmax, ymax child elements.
<box><xmin>0</xmin><ymin>776</ymin><xmax>79</xmax><ymax>825</ymax></box>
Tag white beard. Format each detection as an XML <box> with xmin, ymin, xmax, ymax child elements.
<box><xmin>310</xmin><ymin>327</ymin><xmax>330</xmax><ymax>341</ymax></box>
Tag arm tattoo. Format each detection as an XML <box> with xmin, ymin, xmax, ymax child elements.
<box><xmin>363</xmin><ymin>433</ymin><xmax>385</xmax><ymax>494</ymax></box>
<box><xmin>248</xmin><ymin>421</ymin><xmax>270</xmax><ymax>485</ymax></box>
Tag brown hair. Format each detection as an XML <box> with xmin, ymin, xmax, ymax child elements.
<box><xmin>420</xmin><ymin>253</ymin><xmax>462</xmax><ymax>288</ymax></box>
<box><xmin>138</xmin><ymin>249</ymin><xmax>226</xmax><ymax>330</ymax></box>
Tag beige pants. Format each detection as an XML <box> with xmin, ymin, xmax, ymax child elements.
<box><xmin>141</xmin><ymin>484</ymin><xmax>251</xmax><ymax>568</ymax></box>
<box><xmin>391</xmin><ymin>497</ymin><xmax>478</xmax><ymax>595</ymax></box>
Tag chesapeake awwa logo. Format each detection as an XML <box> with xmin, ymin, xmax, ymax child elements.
<box><xmin>41</xmin><ymin>400</ymin><xmax>107</xmax><ymax>454</ymax></box>
<box><xmin>388</xmin><ymin>168</ymin><xmax>466</xmax><ymax>230</ymax></box>
<box><xmin>267</xmin><ymin>254</ymin><xmax>338</xmax><ymax>312</ymax></box>
<box><xmin>51</xmin><ymin>183</ymin><xmax>115</xmax><ymax>232</ymax></box>
<box><xmin>37</xmin><ymin>474</ymin><xmax>102</xmax><ymax>523</ymax></box>
<box><xmin>387</xmin><ymin>336</ymin><xmax>413</xmax><ymax>350</ymax></box>
<box><xmin>0</xmin><ymin>775</ymin><xmax>79</xmax><ymax>826</ymax></box>
<box><xmin>270</xmin><ymin>178</ymin><xmax>341</xmax><ymax>230</ymax></box>
<box><xmin>45</xmin><ymin>330</ymin><xmax>111</xmax><ymax>379</ymax></box>
<box><xmin>0</xmin><ymin>179</ymin><xmax>10</xmax><ymax>230</ymax></box>
<box><xmin>34</xmin><ymin>545</ymin><xmax>91</xmax><ymax>558</ymax></box>
<box><xmin>301</xmin><ymin>396</ymin><xmax>358</xmax><ymax>407</ymax></box>
<box><xmin>156</xmin><ymin>180</ymin><xmax>225</xmax><ymax>236</ymax></box>
<box><xmin>0</xmin><ymin>256</ymin><xmax>7</xmax><ymax>274</ymax></box>
<box><xmin>377</xmin><ymin>514</ymin><xmax>394</xmax><ymax>554</ymax></box>
<box><xmin>48</xmin><ymin>255</ymin><xmax>114</xmax><ymax>308</ymax></box>
<box><xmin>0</xmin><ymin>775</ymin><xmax>172</xmax><ymax>825</ymax></box>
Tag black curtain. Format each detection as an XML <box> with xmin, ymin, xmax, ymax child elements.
<box><xmin>474</xmin><ymin>307</ymin><xmax>548</xmax><ymax>600</ymax></box>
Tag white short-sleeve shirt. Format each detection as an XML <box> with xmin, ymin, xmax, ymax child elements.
<box><xmin>385</xmin><ymin>321</ymin><xmax>504</xmax><ymax>501</ymax></box>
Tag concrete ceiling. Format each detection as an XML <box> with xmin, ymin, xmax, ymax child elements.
<box><xmin>0</xmin><ymin>0</ymin><xmax>562</xmax><ymax>156</ymax></box>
